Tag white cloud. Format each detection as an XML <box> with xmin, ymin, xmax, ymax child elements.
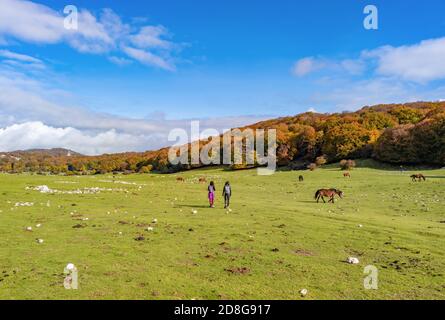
<box><xmin>304</xmin><ymin>77</ymin><xmax>445</xmax><ymax>112</ymax></box>
<box><xmin>130</xmin><ymin>25</ymin><xmax>173</xmax><ymax>50</ymax></box>
<box><xmin>292</xmin><ymin>57</ymin><xmax>325</xmax><ymax>77</ymax></box>
<box><xmin>363</xmin><ymin>37</ymin><xmax>445</xmax><ymax>83</ymax></box>
<box><xmin>0</xmin><ymin>65</ymin><xmax>267</xmax><ymax>154</ymax></box>
<box><xmin>0</xmin><ymin>49</ymin><xmax>45</xmax><ymax>71</ymax></box>
<box><xmin>0</xmin><ymin>0</ymin><xmax>180</xmax><ymax>70</ymax></box>
<box><xmin>294</xmin><ymin>37</ymin><xmax>445</xmax><ymax>83</ymax></box>
<box><xmin>123</xmin><ymin>46</ymin><xmax>174</xmax><ymax>71</ymax></box>
<box><xmin>0</xmin><ymin>122</ymin><xmax>162</xmax><ymax>155</ymax></box>
<box><xmin>108</xmin><ymin>56</ymin><xmax>133</xmax><ymax>66</ymax></box>
<box><xmin>0</xmin><ymin>49</ymin><xmax>42</xmax><ymax>63</ymax></box>
<box><xmin>292</xmin><ymin>56</ymin><xmax>365</xmax><ymax>77</ymax></box>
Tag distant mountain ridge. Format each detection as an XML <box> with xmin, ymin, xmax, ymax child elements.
<box><xmin>0</xmin><ymin>148</ymin><xmax>83</xmax><ymax>157</ymax></box>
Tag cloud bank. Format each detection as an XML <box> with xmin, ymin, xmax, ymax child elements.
<box><xmin>0</xmin><ymin>0</ymin><xmax>179</xmax><ymax>70</ymax></box>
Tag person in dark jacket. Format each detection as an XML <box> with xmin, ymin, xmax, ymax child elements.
<box><xmin>222</xmin><ymin>181</ymin><xmax>232</xmax><ymax>209</ymax></box>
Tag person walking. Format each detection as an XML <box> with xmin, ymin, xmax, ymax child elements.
<box><xmin>222</xmin><ymin>181</ymin><xmax>232</xmax><ymax>209</ymax></box>
<box><xmin>208</xmin><ymin>181</ymin><xmax>216</xmax><ymax>208</ymax></box>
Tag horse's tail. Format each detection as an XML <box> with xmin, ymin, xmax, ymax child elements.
<box><xmin>315</xmin><ymin>190</ymin><xmax>320</xmax><ymax>200</ymax></box>
<box><xmin>422</xmin><ymin>175</ymin><xmax>426</xmax><ymax>181</ymax></box>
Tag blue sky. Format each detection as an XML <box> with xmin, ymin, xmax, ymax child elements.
<box><xmin>0</xmin><ymin>0</ymin><xmax>445</xmax><ymax>154</ymax></box>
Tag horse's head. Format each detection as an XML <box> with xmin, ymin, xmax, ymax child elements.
<box><xmin>337</xmin><ymin>190</ymin><xmax>344</xmax><ymax>198</ymax></box>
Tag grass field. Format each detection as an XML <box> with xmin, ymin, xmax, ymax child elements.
<box><xmin>0</xmin><ymin>164</ymin><xmax>444</xmax><ymax>300</ymax></box>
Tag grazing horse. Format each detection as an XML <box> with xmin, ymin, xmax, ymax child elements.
<box><xmin>315</xmin><ymin>189</ymin><xmax>344</xmax><ymax>203</ymax></box>
<box><xmin>299</xmin><ymin>175</ymin><xmax>304</xmax><ymax>182</ymax></box>
<box><xmin>199</xmin><ymin>177</ymin><xmax>207</xmax><ymax>183</ymax></box>
<box><xmin>176</xmin><ymin>177</ymin><xmax>185</xmax><ymax>182</ymax></box>
<box><xmin>343</xmin><ymin>172</ymin><xmax>351</xmax><ymax>178</ymax></box>
<box><xmin>411</xmin><ymin>174</ymin><xmax>426</xmax><ymax>182</ymax></box>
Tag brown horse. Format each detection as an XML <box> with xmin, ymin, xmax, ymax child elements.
<box><xmin>176</xmin><ymin>177</ymin><xmax>185</xmax><ymax>182</ymax></box>
<box><xmin>315</xmin><ymin>189</ymin><xmax>344</xmax><ymax>203</ymax></box>
<box><xmin>411</xmin><ymin>174</ymin><xmax>426</xmax><ymax>182</ymax></box>
<box><xmin>299</xmin><ymin>175</ymin><xmax>304</xmax><ymax>182</ymax></box>
<box><xmin>199</xmin><ymin>177</ymin><xmax>207</xmax><ymax>183</ymax></box>
<box><xmin>343</xmin><ymin>172</ymin><xmax>351</xmax><ymax>178</ymax></box>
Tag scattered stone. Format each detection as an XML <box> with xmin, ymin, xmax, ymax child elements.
<box><xmin>15</xmin><ymin>202</ymin><xmax>34</xmax><ymax>207</ymax></box>
<box><xmin>347</xmin><ymin>257</ymin><xmax>360</xmax><ymax>264</ymax></box>
<box><xmin>300</xmin><ymin>289</ymin><xmax>308</xmax><ymax>297</ymax></box>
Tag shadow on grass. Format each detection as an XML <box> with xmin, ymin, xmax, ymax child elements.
<box><xmin>178</xmin><ymin>204</ymin><xmax>211</xmax><ymax>209</ymax></box>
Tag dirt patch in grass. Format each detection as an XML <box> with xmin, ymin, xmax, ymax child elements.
<box><xmin>73</xmin><ymin>224</ymin><xmax>87</xmax><ymax>229</ymax></box>
<box><xmin>224</xmin><ymin>267</ymin><xmax>250</xmax><ymax>275</ymax></box>
<box><xmin>294</xmin><ymin>249</ymin><xmax>315</xmax><ymax>256</ymax></box>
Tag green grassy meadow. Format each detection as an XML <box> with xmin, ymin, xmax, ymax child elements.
<box><xmin>0</xmin><ymin>164</ymin><xmax>444</xmax><ymax>300</ymax></box>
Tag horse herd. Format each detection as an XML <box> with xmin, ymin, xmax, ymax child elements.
<box><xmin>305</xmin><ymin>172</ymin><xmax>426</xmax><ymax>204</ymax></box>
<box><xmin>175</xmin><ymin>171</ymin><xmax>427</xmax><ymax>205</ymax></box>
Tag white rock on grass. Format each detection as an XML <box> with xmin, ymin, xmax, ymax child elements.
<box><xmin>35</xmin><ymin>185</ymin><xmax>52</xmax><ymax>193</ymax></box>
<box><xmin>300</xmin><ymin>289</ymin><xmax>308</xmax><ymax>297</ymax></box>
<box><xmin>36</xmin><ymin>239</ymin><xmax>44</xmax><ymax>244</ymax></box>
<box><xmin>152</xmin><ymin>218</ymin><xmax>158</xmax><ymax>224</ymax></box>
<box><xmin>347</xmin><ymin>257</ymin><xmax>360</xmax><ymax>264</ymax></box>
<box><xmin>15</xmin><ymin>202</ymin><xmax>34</xmax><ymax>207</ymax></box>
<box><xmin>146</xmin><ymin>227</ymin><xmax>154</xmax><ymax>232</ymax></box>
<box><xmin>36</xmin><ymin>224</ymin><xmax>42</xmax><ymax>228</ymax></box>
<box><xmin>191</xmin><ymin>209</ymin><xmax>198</xmax><ymax>214</ymax></box>
<box><xmin>25</xmin><ymin>226</ymin><xmax>33</xmax><ymax>232</ymax></box>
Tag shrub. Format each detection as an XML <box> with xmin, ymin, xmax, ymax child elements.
<box><xmin>340</xmin><ymin>159</ymin><xmax>356</xmax><ymax>170</ymax></box>
<box><xmin>315</xmin><ymin>155</ymin><xmax>327</xmax><ymax>166</ymax></box>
